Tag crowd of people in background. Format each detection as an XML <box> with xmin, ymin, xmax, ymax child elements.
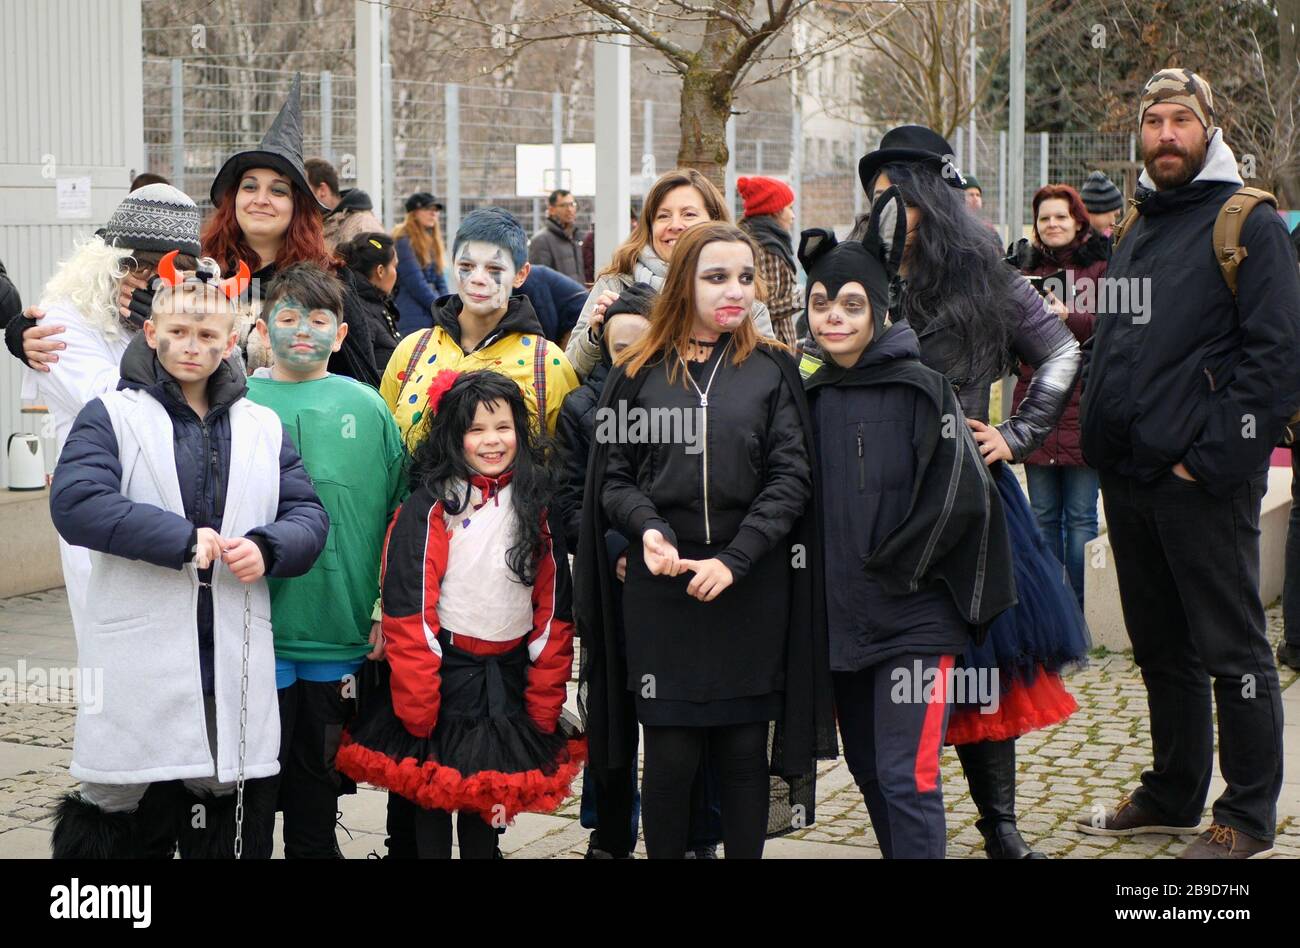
<box><xmin>1</xmin><ymin>65</ymin><xmax>1298</xmax><ymax>862</ymax></box>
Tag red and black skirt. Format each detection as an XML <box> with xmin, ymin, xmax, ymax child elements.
<box><xmin>336</xmin><ymin>632</ymin><xmax>586</xmax><ymax>822</ymax></box>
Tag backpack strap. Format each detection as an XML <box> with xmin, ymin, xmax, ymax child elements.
<box><xmin>1110</xmin><ymin>199</ymin><xmax>1142</xmax><ymax>249</ymax></box>
<box><xmin>531</xmin><ymin>334</ymin><xmax>549</xmax><ymax>433</ymax></box>
<box><xmin>1213</xmin><ymin>186</ymin><xmax>1277</xmax><ymax>296</ymax></box>
<box><xmin>394</xmin><ymin>329</ymin><xmax>435</xmax><ymax>407</ymax></box>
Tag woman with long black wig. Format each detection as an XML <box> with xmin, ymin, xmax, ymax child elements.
<box><xmin>854</xmin><ymin>126</ymin><xmax>1090</xmax><ymax>859</ymax></box>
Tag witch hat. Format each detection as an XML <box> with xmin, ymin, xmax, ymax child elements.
<box><xmin>209</xmin><ymin>74</ymin><xmax>327</xmax><ymax>211</ymax></box>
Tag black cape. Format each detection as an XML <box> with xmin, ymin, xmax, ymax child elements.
<box><xmin>802</xmin><ymin>341</ymin><xmax>1018</xmax><ymax>634</ymax></box>
<box><xmin>573</xmin><ymin>343</ymin><xmax>838</xmax><ymax>836</ymax></box>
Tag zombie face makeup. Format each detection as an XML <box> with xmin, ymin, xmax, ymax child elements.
<box><xmin>455</xmin><ymin>240</ymin><xmax>526</xmax><ymax>318</ymax></box>
<box><xmin>145</xmin><ymin>301</ymin><xmax>238</xmax><ymax>386</ymax></box>
<box><xmin>692</xmin><ymin>240</ymin><xmax>756</xmax><ymax>336</ymax></box>
<box><xmin>264</xmin><ymin>296</ymin><xmax>343</xmax><ymax>373</ymax></box>
<box><xmin>462</xmin><ymin>398</ymin><xmax>518</xmax><ymax>477</ymax></box>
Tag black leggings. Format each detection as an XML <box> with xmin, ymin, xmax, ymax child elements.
<box><xmin>413</xmin><ymin>807</ymin><xmax>498</xmax><ymax>859</ymax></box>
<box><xmin>640</xmin><ymin>722</ymin><xmax>769</xmax><ymax>859</ymax></box>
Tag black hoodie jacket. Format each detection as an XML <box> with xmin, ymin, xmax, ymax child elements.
<box><xmin>804</xmin><ymin>321</ymin><xmax>1017</xmax><ymax>669</ymax></box>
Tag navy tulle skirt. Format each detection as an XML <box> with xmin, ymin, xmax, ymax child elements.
<box><xmin>947</xmin><ymin>462</ymin><xmax>1091</xmax><ymax>744</ymax></box>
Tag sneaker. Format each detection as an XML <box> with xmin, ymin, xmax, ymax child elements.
<box><xmin>1278</xmin><ymin>641</ymin><xmax>1300</xmax><ymax>671</ymax></box>
<box><xmin>1177</xmin><ymin>823</ymin><xmax>1273</xmax><ymax>859</ymax></box>
<box><xmin>686</xmin><ymin>844</ymin><xmax>718</xmax><ymax>859</ymax></box>
<box><xmin>1076</xmin><ymin>794</ymin><xmax>1202</xmax><ymax>837</ymax></box>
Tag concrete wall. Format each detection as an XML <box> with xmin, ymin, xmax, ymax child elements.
<box><xmin>0</xmin><ymin>487</ymin><xmax>61</xmax><ymax>598</ymax></box>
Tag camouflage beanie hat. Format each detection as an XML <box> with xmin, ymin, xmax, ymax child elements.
<box><xmin>1139</xmin><ymin>68</ymin><xmax>1216</xmax><ymax>132</ymax></box>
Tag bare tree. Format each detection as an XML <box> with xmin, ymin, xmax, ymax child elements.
<box><xmin>410</xmin><ymin>0</ymin><xmax>889</xmax><ymax>186</ymax></box>
<box><xmin>853</xmin><ymin>0</ymin><xmax>1012</xmax><ymax>138</ymax></box>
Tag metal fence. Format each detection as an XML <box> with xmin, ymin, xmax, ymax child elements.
<box><xmin>143</xmin><ymin>58</ymin><xmax>805</xmax><ymax>241</ymax></box>
<box><xmin>956</xmin><ymin>126</ymin><xmax>1138</xmax><ymax>243</ymax></box>
<box><xmin>143</xmin><ymin>56</ymin><xmax>1139</xmax><ymax>269</ymax></box>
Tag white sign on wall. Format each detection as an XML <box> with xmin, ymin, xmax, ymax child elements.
<box><xmin>515</xmin><ymin>143</ymin><xmax>596</xmax><ymax>197</ymax></box>
<box><xmin>56</xmin><ymin>177</ymin><xmax>93</xmax><ymax>219</ymax></box>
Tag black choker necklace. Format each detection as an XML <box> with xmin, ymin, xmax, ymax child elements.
<box><xmin>688</xmin><ymin>337</ymin><xmax>720</xmax><ymax>347</ymax></box>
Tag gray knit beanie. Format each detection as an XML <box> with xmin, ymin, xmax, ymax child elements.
<box><xmin>101</xmin><ymin>183</ymin><xmax>203</xmax><ymax>257</ymax></box>
<box><xmin>1080</xmin><ymin>171</ymin><xmax>1123</xmax><ymax>214</ymax></box>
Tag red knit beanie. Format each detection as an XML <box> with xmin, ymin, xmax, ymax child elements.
<box><xmin>737</xmin><ymin>176</ymin><xmax>795</xmax><ymax>219</ymax></box>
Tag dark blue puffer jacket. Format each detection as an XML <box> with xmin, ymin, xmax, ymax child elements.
<box><xmin>518</xmin><ymin>264</ymin><xmax>588</xmax><ymax>343</ymax></box>
<box><xmin>393</xmin><ymin>236</ymin><xmax>449</xmax><ymax>336</ymax></box>
<box><xmin>50</xmin><ymin>332</ymin><xmax>329</xmax><ymax>693</ymax></box>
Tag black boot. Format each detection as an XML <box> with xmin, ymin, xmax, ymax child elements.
<box><xmin>50</xmin><ymin>793</ymin><xmax>136</xmax><ymax>859</ymax></box>
<box><xmin>133</xmin><ymin>780</ymin><xmax>181</xmax><ymax>859</ymax></box>
<box><xmin>176</xmin><ymin>777</ymin><xmax>278</xmax><ymax>859</ymax></box>
<box><xmin>955</xmin><ymin>738</ymin><xmax>1045</xmax><ymax>859</ymax></box>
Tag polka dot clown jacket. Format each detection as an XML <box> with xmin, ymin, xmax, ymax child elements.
<box><xmin>380</xmin><ymin>295</ymin><xmax>579</xmax><ymax>449</ymax></box>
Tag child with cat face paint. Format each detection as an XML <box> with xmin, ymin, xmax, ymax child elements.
<box><xmin>379</xmin><ymin>207</ymin><xmax>579</xmax><ymax>450</ymax></box>
<box><xmin>245</xmin><ymin>263</ymin><xmax>407</xmax><ymax>858</ymax></box>
<box><xmin>798</xmin><ymin>190</ymin><xmax>1017</xmax><ymax>858</ymax></box>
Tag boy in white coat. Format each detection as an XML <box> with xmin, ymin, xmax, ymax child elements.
<box><xmin>48</xmin><ymin>262</ymin><xmax>329</xmax><ymax>858</ymax></box>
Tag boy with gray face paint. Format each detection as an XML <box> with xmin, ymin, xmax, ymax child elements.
<box><xmin>246</xmin><ymin>263</ymin><xmax>407</xmax><ymax>858</ymax></box>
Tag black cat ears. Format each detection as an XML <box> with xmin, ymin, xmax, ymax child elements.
<box><xmin>797</xmin><ymin>227</ymin><xmax>839</xmax><ymax>273</ymax></box>
<box><xmin>865</xmin><ymin>185</ymin><xmax>908</xmax><ymax>278</ymax></box>
<box><xmin>797</xmin><ymin>185</ymin><xmax>908</xmax><ymax>280</ymax></box>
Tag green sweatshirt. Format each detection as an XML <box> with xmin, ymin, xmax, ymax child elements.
<box><xmin>246</xmin><ymin>373</ymin><xmax>407</xmax><ymax>662</ymax></box>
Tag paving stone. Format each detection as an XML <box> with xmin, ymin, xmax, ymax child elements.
<box><xmin>2</xmin><ymin>588</ymin><xmax>1297</xmax><ymax>859</ymax></box>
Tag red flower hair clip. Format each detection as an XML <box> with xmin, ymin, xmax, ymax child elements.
<box><xmin>426</xmin><ymin>370</ymin><xmax>461</xmax><ymax>415</ymax></box>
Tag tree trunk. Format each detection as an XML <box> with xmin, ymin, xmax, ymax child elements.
<box><xmin>677</xmin><ymin>67</ymin><xmax>732</xmax><ymax>189</ymax></box>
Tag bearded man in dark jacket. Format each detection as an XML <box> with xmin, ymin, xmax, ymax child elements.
<box><xmin>1078</xmin><ymin>68</ymin><xmax>1300</xmax><ymax>860</ymax></box>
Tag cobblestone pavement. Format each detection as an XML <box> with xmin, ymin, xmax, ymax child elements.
<box><xmin>1</xmin><ymin>587</ymin><xmax>1296</xmax><ymax>859</ymax></box>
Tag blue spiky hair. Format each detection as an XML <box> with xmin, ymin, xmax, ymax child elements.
<box><xmin>452</xmin><ymin>207</ymin><xmax>529</xmax><ymax>269</ymax></box>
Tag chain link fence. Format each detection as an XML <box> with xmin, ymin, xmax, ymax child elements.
<box><xmin>143</xmin><ymin>54</ymin><xmax>1139</xmax><ymax>270</ymax></box>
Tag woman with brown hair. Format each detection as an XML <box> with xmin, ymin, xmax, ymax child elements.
<box><xmin>391</xmin><ymin>192</ymin><xmax>450</xmax><ymax>335</ymax></box>
<box><xmin>574</xmin><ymin>221</ymin><xmax>835</xmax><ymax>859</ymax></box>
<box><xmin>564</xmin><ymin>169</ymin><xmax>775</xmax><ymax>379</ymax></box>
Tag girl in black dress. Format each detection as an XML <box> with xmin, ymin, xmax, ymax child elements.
<box><xmin>574</xmin><ymin>221</ymin><xmax>835</xmax><ymax>859</ymax></box>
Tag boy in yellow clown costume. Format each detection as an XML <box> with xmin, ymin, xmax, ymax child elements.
<box><xmin>380</xmin><ymin>207</ymin><xmax>578</xmax><ymax>444</ymax></box>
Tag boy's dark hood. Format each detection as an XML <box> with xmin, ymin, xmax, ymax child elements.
<box><xmin>433</xmin><ymin>293</ymin><xmax>545</xmax><ymax>352</ymax></box>
<box><xmin>118</xmin><ymin>328</ymin><xmax>248</xmax><ymax>417</ymax></box>
<box><xmin>850</xmin><ymin>319</ymin><xmax>920</xmax><ymax>370</ymax></box>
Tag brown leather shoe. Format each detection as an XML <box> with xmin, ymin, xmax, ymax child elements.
<box><xmin>1076</xmin><ymin>794</ymin><xmax>1203</xmax><ymax>837</ymax></box>
<box><xmin>1177</xmin><ymin>823</ymin><xmax>1274</xmax><ymax>859</ymax></box>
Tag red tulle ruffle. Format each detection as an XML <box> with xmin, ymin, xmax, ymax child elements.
<box><xmin>944</xmin><ymin>667</ymin><xmax>1078</xmax><ymax>745</ymax></box>
<box><xmin>335</xmin><ymin>733</ymin><xmax>587</xmax><ymax>823</ymax></box>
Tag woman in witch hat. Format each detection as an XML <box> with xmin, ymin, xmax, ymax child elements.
<box><xmin>855</xmin><ymin>125</ymin><xmax>1089</xmax><ymax>859</ymax></box>
<box><xmin>204</xmin><ymin>74</ymin><xmax>381</xmax><ymax>387</ymax></box>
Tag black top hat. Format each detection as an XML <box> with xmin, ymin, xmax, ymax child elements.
<box><xmin>209</xmin><ymin>74</ymin><xmax>327</xmax><ymax>211</ymax></box>
<box><xmin>858</xmin><ymin>125</ymin><xmax>966</xmax><ymax>195</ymax></box>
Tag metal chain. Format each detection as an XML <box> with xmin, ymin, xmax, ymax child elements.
<box><xmin>234</xmin><ymin>584</ymin><xmax>251</xmax><ymax>859</ymax></box>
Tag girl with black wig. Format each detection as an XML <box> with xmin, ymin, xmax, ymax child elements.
<box><xmin>854</xmin><ymin>126</ymin><xmax>1090</xmax><ymax>859</ymax></box>
<box><xmin>336</xmin><ymin>369</ymin><xmax>584</xmax><ymax>859</ymax></box>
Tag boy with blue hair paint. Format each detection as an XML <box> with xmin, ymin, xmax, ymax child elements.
<box><xmin>379</xmin><ymin>207</ymin><xmax>578</xmax><ymax>447</ymax></box>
